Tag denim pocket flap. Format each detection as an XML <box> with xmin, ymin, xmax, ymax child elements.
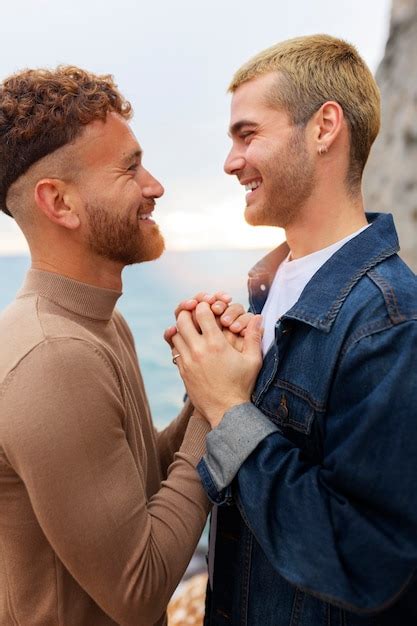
<box><xmin>260</xmin><ymin>382</ymin><xmax>316</xmax><ymax>434</ymax></box>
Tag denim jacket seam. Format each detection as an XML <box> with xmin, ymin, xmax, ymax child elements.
<box><xmin>322</xmin><ymin>246</ymin><xmax>398</xmax><ymax>329</ymax></box>
<box><xmin>290</xmin><ymin>313</ymin><xmax>328</xmax><ymax>331</ymax></box>
<box><xmin>367</xmin><ymin>267</ymin><xmax>409</xmax><ymax>324</ymax></box>
<box><xmin>290</xmin><ymin>588</ymin><xmax>306</xmax><ymax>626</ymax></box>
<box><xmin>253</xmin><ymin>355</ymin><xmax>279</xmax><ymax>404</ymax></box>
<box><xmin>260</xmin><ymin>405</ymin><xmax>314</xmax><ymax>433</ymax></box>
<box><xmin>272</xmin><ymin>378</ymin><xmax>326</xmax><ymax>412</ymax></box>
<box><xmin>340</xmin><ymin>316</ymin><xmax>417</xmax><ymax>358</ymax></box>
<box><xmin>283</xmin><ymin>569</ymin><xmax>417</xmax><ymax>616</ymax></box>
<box><xmin>285</xmin><ymin>247</ymin><xmax>398</xmax><ymax>332</ymax></box>
<box><xmin>236</xmin><ymin>492</ymin><xmax>258</xmax><ymax>540</ymax></box>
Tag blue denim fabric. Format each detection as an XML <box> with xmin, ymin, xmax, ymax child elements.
<box><xmin>198</xmin><ymin>213</ymin><xmax>417</xmax><ymax>625</ymax></box>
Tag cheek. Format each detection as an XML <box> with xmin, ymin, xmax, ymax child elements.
<box><xmin>244</xmin><ymin>144</ymin><xmax>264</xmax><ymax>170</ymax></box>
<box><xmin>130</xmin><ymin>177</ymin><xmax>144</xmax><ymax>194</ymax></box>
<box><xmin>123</xmin><ymin>178</ymin><xmax>144</xmax><ymax>203</ymax></box>
<box><xmin>246</xmin><ymin>140</ymin><xmax>276</xmax><ymax>172</ymax></box>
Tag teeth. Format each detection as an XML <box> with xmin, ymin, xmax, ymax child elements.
<box><xmin>244</xmin><ymin>181</ymin><xmax>261</xmax><ymax>191</ymax></box>
<box><xmin>139</xmin><ymin>213</ymin><xmax>152</xmax><ymax>220</ymax></box>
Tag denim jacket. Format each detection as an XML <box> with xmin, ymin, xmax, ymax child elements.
<box><xmin>198</xmin><ymin>213</ymin><xmax>417</xmax><ymax>625</ymax></box>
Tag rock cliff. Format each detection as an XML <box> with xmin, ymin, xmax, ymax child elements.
<box><xmin>364</xmin><ymin>0</ymin><xmax>417</xmax><ymax>270</ymax></box>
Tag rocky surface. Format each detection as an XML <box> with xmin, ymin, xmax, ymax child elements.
<box><xmin>364</xmin><ymin>0</ymin><xmax>417</xmax><ymax>270</ymax></box>
<box><xmin>167</xmin><ymin>573</ymin><xmax>207</xmax><ymax>626</ymax></box>
<box><xmin>364</xmin><ymin>0</ymin><xmax>417</xmax><ymax>271</ymax></box>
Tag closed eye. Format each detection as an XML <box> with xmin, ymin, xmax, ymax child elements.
<box><xmin>240</xmin><ymin>131</ymin><xmax>255</xmax><ymax>143</ymax></box>
<box><xmin>121</xmin><ymin>148</ymin><xmax>143</xmax><ymax>172</ymax></box>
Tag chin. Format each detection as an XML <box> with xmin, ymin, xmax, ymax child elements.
<box><xmin>244</xmin><ymin>204</ymin><xmax>269</xmax><ymax>227</ymax></box>
<box><xmin>245</xmin><ymin>203</ymin><xmax>291</xmax><ymax>229</ymax></box>
<box><xmin>137</xmin><ymin>233</ymin><xmax>165</xmax><ymax>263</ymax></box>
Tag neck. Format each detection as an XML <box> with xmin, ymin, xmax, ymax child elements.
<box><xmin>30</xmin><ymin>251</ymin><xmax>124</xmax><ymax>291</ymax></box>
<box><xmin>284</xmin><ymin>187</ymin><xmax>367</xmax><ymax>259</ymax></box>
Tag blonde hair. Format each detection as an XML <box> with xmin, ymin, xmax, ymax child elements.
<box><xmin>229</xmin><ymin>34</ymin><xmax>380</xmax><ymax>190</ymax></box>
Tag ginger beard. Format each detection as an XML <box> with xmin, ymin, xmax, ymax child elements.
<box><xmin>245</xmin><ymin>125</ymin><xmax>316</xmax><ymax>229</ymax></box>
<box><xmin>85</xmin><ymin>200</ymin><xmax>165</xmax><ymax>265</ymax></box>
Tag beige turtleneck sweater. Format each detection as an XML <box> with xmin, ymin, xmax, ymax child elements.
<box><xmin>0</xmin><ymin>269</ymin><xmax>211</xmax><ymax>626</ymax></box>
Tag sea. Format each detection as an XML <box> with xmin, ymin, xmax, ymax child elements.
<box><xmin>0</xmin><ymin>250</ymin><xmax>266</xmax><ymax>429</ymax></box>
<box><xmin>0</xmin><ymin>250</ymin><xmax>268</xmax><ymax>571</ymax></box>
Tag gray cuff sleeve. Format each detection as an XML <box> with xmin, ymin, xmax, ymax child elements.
<box><xmin>203</xmin><ymin>402</ymin><xmax>278</xmax><ymax>491</ymax></box>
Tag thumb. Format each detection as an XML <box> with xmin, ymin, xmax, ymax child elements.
<box><xmin>242</xmin><ymin>314</ymin><xmax>263</xmax><ymax>357</ymax></box>
<box><xmin>164</xmin><ymin>325</ymin><xmax>177</xmax><ymax>348</ymax></box>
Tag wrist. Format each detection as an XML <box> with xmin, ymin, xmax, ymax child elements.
<box><xmin>204</xmin><ymin>398</ymin><xmax>250</xmax><ymax>429</ymax></box>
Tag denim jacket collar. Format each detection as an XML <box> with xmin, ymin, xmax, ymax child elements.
<box><xmin>248</xmin><ymin>212</ymin><xmax>399</xmax><ymax>332</ymax></box>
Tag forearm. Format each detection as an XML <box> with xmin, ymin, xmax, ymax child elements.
<box><xmin>156</xmin><ymin>397</ymin><xmax>194</xmax><ymax>477</ymax></box>
<box><xmin>99</xmin><ymin>416</ymin><xmax>211</xmax><ymax>625</ymax></box>
<box><xmin>198</xmin><ymin>402</ymin><xmax>277</xmax><ymax>497</ymax></box>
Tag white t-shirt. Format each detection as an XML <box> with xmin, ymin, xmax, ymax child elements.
<box><xmin>261</xmin><ymin>224</ymin><xmax>370</xmax><ymax>355</ymax></box>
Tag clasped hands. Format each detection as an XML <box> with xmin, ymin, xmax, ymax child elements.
<box><xmin>164</xmin><ymin>292</ymin><xmax>263</xmax><ymax>429</ymax></box>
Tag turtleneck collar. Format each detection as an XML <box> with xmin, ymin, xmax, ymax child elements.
<box><xmin>18</xmin><ymin>269</ymin><xmax>122</xmax><ymax>321</ymax></box>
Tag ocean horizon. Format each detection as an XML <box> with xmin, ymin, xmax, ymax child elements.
<box><xmin>0</xmin><ymin>250</ymin><xmax>268</xmax><ymax>428</ymax></box>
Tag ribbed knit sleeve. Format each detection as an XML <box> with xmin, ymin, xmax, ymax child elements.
<box><xmin>156</xmin><ymin>398</ymin><xmax>195</xmax><ymax>477</ymax></box>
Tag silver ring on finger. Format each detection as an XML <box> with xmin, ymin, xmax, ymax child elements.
<box><xmin>172</xmin><ymin>353</ymin><xmax>181</xmax><ymax>365</ymax></box>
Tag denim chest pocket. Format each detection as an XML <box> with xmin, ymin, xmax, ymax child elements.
<box><xmin>258</xmin><ymin>380</ymin><xmax>320</xmax><ymax>435</ymax></box>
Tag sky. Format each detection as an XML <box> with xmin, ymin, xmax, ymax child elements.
<box><xmin>0</xmin><ymin>0</ymin><xmax>392</xmax><ymax>254</ymax></box>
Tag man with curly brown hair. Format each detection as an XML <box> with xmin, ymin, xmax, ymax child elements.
<box><xmin>0</xmin><ymin>66</ymin><xmax>258</xmax><ymax>626</ymax></box>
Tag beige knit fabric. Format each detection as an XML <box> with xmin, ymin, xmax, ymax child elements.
<box><xmin>0</xmin><ymin>269</ymin><xmax>210</xmax><ymax>626</ymax></box>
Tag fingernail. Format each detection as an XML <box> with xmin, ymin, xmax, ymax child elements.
<box><xmin>230</xmin><ymin>322</ymin><xmax>240</xmax><ymax>331</ymax></box>
<box><xmin>186</xmin><ymin>299</ymin><xmax>197</xmax><ymax>306</ymax></box>
<box><xmin>222</xmin><ymin>315</ymin><xmax>231</xmax><ymax>323</ymax></box>
<box><xmin>255</xmin><ymin>316</ymin><xmax>263</xmax><ymax>329</ymax></box>
<box><xmin>223</xmin><ymin>294</ymin><xmax>232</xmax><ymax>301</ymax></box>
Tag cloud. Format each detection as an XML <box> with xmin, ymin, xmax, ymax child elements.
<box><xmin>0</xmin><ymin>0</ymin><xmax>391</xmax><ymax>253</ymax></box>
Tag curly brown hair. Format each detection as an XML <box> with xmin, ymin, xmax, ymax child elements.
<box><xmin>0</xmin><ymin>65</ymin><xmax>132</xmax><ymax>217</ymax></box>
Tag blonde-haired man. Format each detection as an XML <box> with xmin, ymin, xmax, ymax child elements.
<box><xmin>171</xmin><ymin>35</ymin><xmax>417</xmax><ymax>625</ymax></box>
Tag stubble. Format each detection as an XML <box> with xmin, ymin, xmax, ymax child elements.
<box><xmin>86</xmin><ymin>202</ymin><xmax>165</xmax><ymax>265</ymax></box>
<box><xmin>246</xmin><ymin>126</ymin><xmax>316</xmax><ymax>229</ymax></box>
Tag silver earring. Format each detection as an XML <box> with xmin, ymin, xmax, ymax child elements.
<box><xmin>318</xmin><ymin>145</ymin><xmax>328</xmax><ymax>155</ymax></box>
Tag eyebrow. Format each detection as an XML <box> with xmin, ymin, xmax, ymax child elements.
<box><xmin>120</xmin><ymin>149</ymin><xmax>142</xmax><ymax>166</ymax></box>
<box><xmin>228</xmin><ymin>120</ymin><xmax>257</xmax><ymax>137</ymax></box>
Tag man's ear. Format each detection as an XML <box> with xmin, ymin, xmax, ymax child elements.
<box><xmin>310</xmin><ymin>101</ymin><xmax>344</xmax><ymax>155</ymax></box>
<box><xmin>34</xmin><ymin>179</ymin><xmax>81</xmax><ymax>230</ymax></box>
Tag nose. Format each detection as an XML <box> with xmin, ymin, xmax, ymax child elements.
<box><xmin>142</xmin><ymin>169</ymin><xmax>164</xmax><ymax>199</ymax></box>
<box><xmin>224</xmin><ymin>148</ymin><xmax>246</xmax><ymax>176</ymax></box>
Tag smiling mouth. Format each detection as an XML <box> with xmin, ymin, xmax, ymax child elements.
<box><xmin>137</xmin><ymin>208</ymin><xmax>157</xmax><ymax>226</ymax></box>
<box><xmin>244</xmin><ymin>180</ymin><xmax>262</xmax><ymax>192</ymax></box>
<box><xmin>138</xmin><ymin>199</ymin><xmax>156</xmax><ymax>220</ymax></box>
